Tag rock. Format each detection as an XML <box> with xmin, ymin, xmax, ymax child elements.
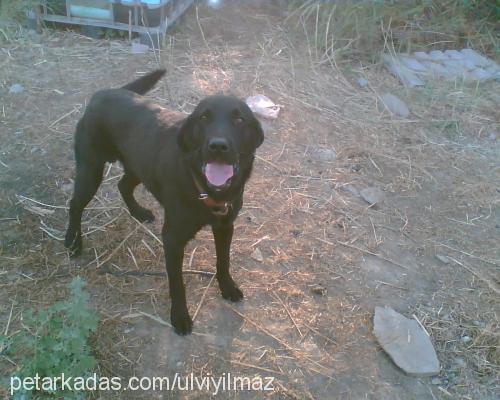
<box><xmin>444</xmin><ymin>49</ymin><xmax>464</xmax><ymax>60</ymax></box>
<box><xmin>357</xmin><ymin>77</ymin><xmax>369</xmax><ymax>87</ymax></box>
<box><xmin>462</xmin><ymin>58</ymin><xmax>478</xmax><ymax>69</ymax></box>
<box><xmin>431</xmin><ymin>377</ymin><xmax>442</xmax><ymax>385</ymax></box>
<box><xmin>60</xmin><ymin>179</ymin><xmax>74</xmax><ymax>194</ymax></box>
<box><xmin>421</xmin><ymin>61</ymin><xmax>452</xmax><ymax>78</ymax></box>
<box><xmin>443</xmin><ymin>59</ymin><xmax>466</xmax><ymax>77</ymax></box>
<box><xmin>343</xmin><ymin>184</ymin><xmax>359</xmax><ymax>196</ymax></box>
<box><xmin>428</xmin><ymin>50</ymin><xmax>448</xmax><ymax>61</ymax></box>
<box><xmin>9</xmin><ymin>83</ymin><xmax>25</xmax><ymax>94</ymax></box>
<box><xmin>435</xmin><ymin>254</ymin><xmax>450</xmax><ymax>264</ymax></box>
<box><xmin>399</xmin><ymin>56</ymin><xmax>428</xmax><ymax>72</ymax></box>
<box><xmin>469</xmin><ymin>67</ymin><xmax>494</xmax><ymax>81</ymax></box>
<box><xmin>380</xmin><ymin>93</ymin><xmax>410</xmax><ymax>117</ymax></box>
<box><xmin>413</xmin><ymin>51</ymin><xmax>430</xmax><ymax>60</ymax></box>
<box><xmin>486</xmin><ymin>66</ymin><xmax>500</xmax><ymax>81</ymax></box>
<box><xmin>388</xmin><ymin>49</ymin><xmax>500</xmax><ymax>85</ymax></box>
<box><xmin>486</xmin><ymin>67</ymin><xmax>500</xmax><ymax>81</ymax></box>
<box><xmin>460</xmin><ymin>335</ymin><xmax>472</xmax><ymax>344</ymax></box>
<box><xmin>382</xmin><ymin>54</ymin><xmax>424</xmax><ymax>87</ymax></box>
<box><xmin>131</xmin><ymin>42</ymin><xmax>149</xmax><ymax>54</ymax></box>
<box><xmin>360</xmin><ymin>187</ymin><xmax>384</xmax><ymax>206</ymax></box>
<box><xmin>473</xmin><ymin>320</ymin><xmax>485</xmax><ymax>328</ymax></box>
<box><xmin>437</xmin><ymin>62</ymin><xmax>463</xmax><ymax>79</ymax></box>
<box><xmin>488</xmin><ymin>132</ymin><xmax>497</xmax><ymax>141</ymax></box>
<box><xmin>309</xmin><ymin>147</ymin><xmax>337</xmax><ymax>163</ymax></box>
<box><xmin>251</xmin><ymin>247</ymin><xmax>264</xmax><ymax>262</ymax></box>
<box><xmin>374</xmin><ymin>306</ymin><xmax>440</xmax><ymax>376</ymax></box>
<box><xmin>460</xmin><ymin>48</ymin><xmax>492</xmax><ymax>68</ymax></box>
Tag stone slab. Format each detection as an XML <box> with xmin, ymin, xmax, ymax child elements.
<box><xmin>374</xmin><ymin>306</ymin><xmax>440</xmax><ymax>377</ymax></box>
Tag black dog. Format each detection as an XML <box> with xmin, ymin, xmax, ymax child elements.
<box><xmin>65</xmin><ymin>70</ymin><xmax>264</xmax><ymax>335</ymax></box>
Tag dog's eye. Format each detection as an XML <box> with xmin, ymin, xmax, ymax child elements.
<box><xmin>200</xmin><ymin>112</ymin><xmax>211</xmax><ymax>122</ymax></box>
<box><xmin>234</xmin><ymin>117</ymin><xmax>244</xmax><ymax>125</ymax></box>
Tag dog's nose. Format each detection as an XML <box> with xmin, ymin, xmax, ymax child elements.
<box><xmin>208</xmin><ymin>138</ymin><xmax>229</xmax><ymax>153</ymax></box>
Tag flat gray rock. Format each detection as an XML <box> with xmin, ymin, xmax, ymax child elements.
<box><xmin>428</xmin><ymin>50</ymin><xmax>448</xmax><ymax>61</ymax></box>
<box><xmin>380</xmin><ymin>93</ymin><xmax>410</xmax><ymax>117</ymax></box>
<box><xmin>382</xmin><ymin>54</ymin><xmax>424</xmax><ymax>87</ymax></box>
<box><xmin>413</xmin><ymin>51</ymin><xmax>430</xmax><ymax>60</ymax></box>
<box><xmin>251</xmin><ymin>247</ymin><xmax>264</xmax><ymax>262</ymax></box>
<box><xmin>9</xmin><ymin>83</ymin><xmax>25</xmax><ymax>94</ymax></box>
<box><xmin>374</xmin><ymin>306</ymin><xmax>440</xmax><ymax>376</ymax></box>
<box><xmin>399</xmin><ymin>56</ymin><xmax>428</xmax><ymax>72</ymax></box>
<box><xmin>383</xmin><ymin>49</ymin><xmax>500</xmax><ymax>85</ymax></box>
<box><xmin>444</xmin><ymin>49</ymin><xmax>463</xmax><ymax>60</ymax></box>
<box><xmin>343</xmin><ymin>184</ymin><xmax>359</xmax><ymax>196</ymax></box>
<box><xmin>469</xmin><ymin>67</ymin><xmax>494</xmax><ymax>81</ymax></box>
<box><xmin>461</xmin><ymin>48</ymin><xmax>491</xmax><ymax>67</ymax></box>
<box><xmin>360</xmin><ymin>187</ymin><xmax>384</xmax><ymax>206</ymax></box>
<box><xmin>357</xmin><ymin>77</ymin><xmax>369</xmax><ymax>87</ymax></box>
<box><xmin>421</xmin><ymin>60</ymin><xmax>451</xmax><ymax>77</ymax></box>
<box><xmin>443</xmin><ymin>59</ymin><xmax>466</xmax><ymax>76</ymax></box>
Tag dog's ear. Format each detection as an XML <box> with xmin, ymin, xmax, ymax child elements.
<box><xmin>250</xmin><ymin>116</ymin><xmax>264</xmax><ymax>149</ymax></box>
<box><xmin>177</xmin><ymin>114</ymin><xmax>196</xmax><ymax>152</ymax></box>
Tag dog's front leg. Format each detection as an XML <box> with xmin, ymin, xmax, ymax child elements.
<box><xmin>212</xmin><ymin>222</ymin><xmax>243</xmax><ymax>302</ymax></box>
<box><xmin>162</xmin><ymin>225</ymin><xmax>193</xmax><ymax>335</ymax></box>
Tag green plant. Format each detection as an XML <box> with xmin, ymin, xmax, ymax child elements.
<box><xmin>0</xmin><ymin>0</ymin><xmax>32</xmax><ymax>22</ymax></box>
<box><xmin>0</xmin><ymin>334</ymin><xmax>11</xmax><ymax>355</ymax></box>
<box><xmin>10</xmin><ymin>277</ymin><xmax>98</xmax><ymax>399</ymax></box>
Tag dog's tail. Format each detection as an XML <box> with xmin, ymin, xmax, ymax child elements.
<box><xmin>121</xmin><ymin>69</ymin><xmax>166</xmax><ymax>95</ymax></box>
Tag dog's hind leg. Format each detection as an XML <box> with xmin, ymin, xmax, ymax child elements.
<box><xmin>118</xmin><ymin>170</ymin><xmax>155</xmax><ymax>222</ymax></box>
<box><xmin>65</xmin><ymin>159</ymin><xmax>104</xmax><ymax>256</ymax></box>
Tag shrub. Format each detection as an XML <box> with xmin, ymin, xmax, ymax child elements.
<box><xmin>10</xmin><ymin>277</ymin><xmax>98</xmax><ymax>399</ymax></box>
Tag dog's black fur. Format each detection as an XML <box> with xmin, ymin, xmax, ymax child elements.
<box><xmin>65</xmin><ymin>69</ymin><xmax>264</xmax><ymax>335</ymax></box>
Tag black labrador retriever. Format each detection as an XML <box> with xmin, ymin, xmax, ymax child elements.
<box><xmin>65</xmin><ymin>70</ymin><xmax>264</xmax><ymax>335</ymax></box>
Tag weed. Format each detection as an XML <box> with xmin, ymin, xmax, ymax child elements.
<box><xmin>8</xmin><ymin>277</ymin><xmax>98</xmax><ymax>399</ymax></box>
<box><xmin>287</xmin><ymin>0</ymin><xmax>499</xmax><ymax>64</ymax></box>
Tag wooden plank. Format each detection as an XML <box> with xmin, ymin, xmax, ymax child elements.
<box><xmin>35</xmin><ymin>0</ymin><xmax>194</xmax><ymax>35</ymax></box>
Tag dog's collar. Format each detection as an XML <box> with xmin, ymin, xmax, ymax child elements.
<box><xmin>191</xmin><ymin>172</ymin><xmax>231</xmax><ymax>217</ymax></box>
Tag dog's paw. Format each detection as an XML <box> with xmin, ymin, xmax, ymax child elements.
<box><xmin>131</xmin><ymin>207</ymin><xmax>155</xmax><ymax>223</ymax></box>
<box><xmin>171</xmin><ymin>307</ymin><xmax>193</xmax><ymax>335</ymax></box>
<box><xmin>220</xmin><ymin>280</ymin><xmax>244</xmax><ymax>302</ymax></box>
<box><xmin>64</xmin><ymin>229</ymin><xmax>82</xmax><ymax>257</ymax></box>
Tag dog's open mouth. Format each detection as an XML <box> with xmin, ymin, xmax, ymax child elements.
<box><xmin>203</xmin><ymin>162</ymin><xmax>234</xmax><ymax>189</ymax></box>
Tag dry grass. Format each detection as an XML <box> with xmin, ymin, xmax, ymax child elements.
<box><xmin>0</xmin><ymin>2</ymin><xmax>499</xmax><ymax>399</ymax></box>
<box><xmin>286</xmin><ymin>0</ymin><xmax>500</xmax><ymax>64</ymax></box>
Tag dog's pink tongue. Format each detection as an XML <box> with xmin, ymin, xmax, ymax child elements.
<box><xmin>205</xmin><ymin>163</ymin><xmax>234</xmax><ymax>186</ymax></box>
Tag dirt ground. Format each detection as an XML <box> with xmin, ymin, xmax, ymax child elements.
<box><xmin>0</xmin><ymin>2</ymin><xmax>499</xmax><ymax>399</ymax></box>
